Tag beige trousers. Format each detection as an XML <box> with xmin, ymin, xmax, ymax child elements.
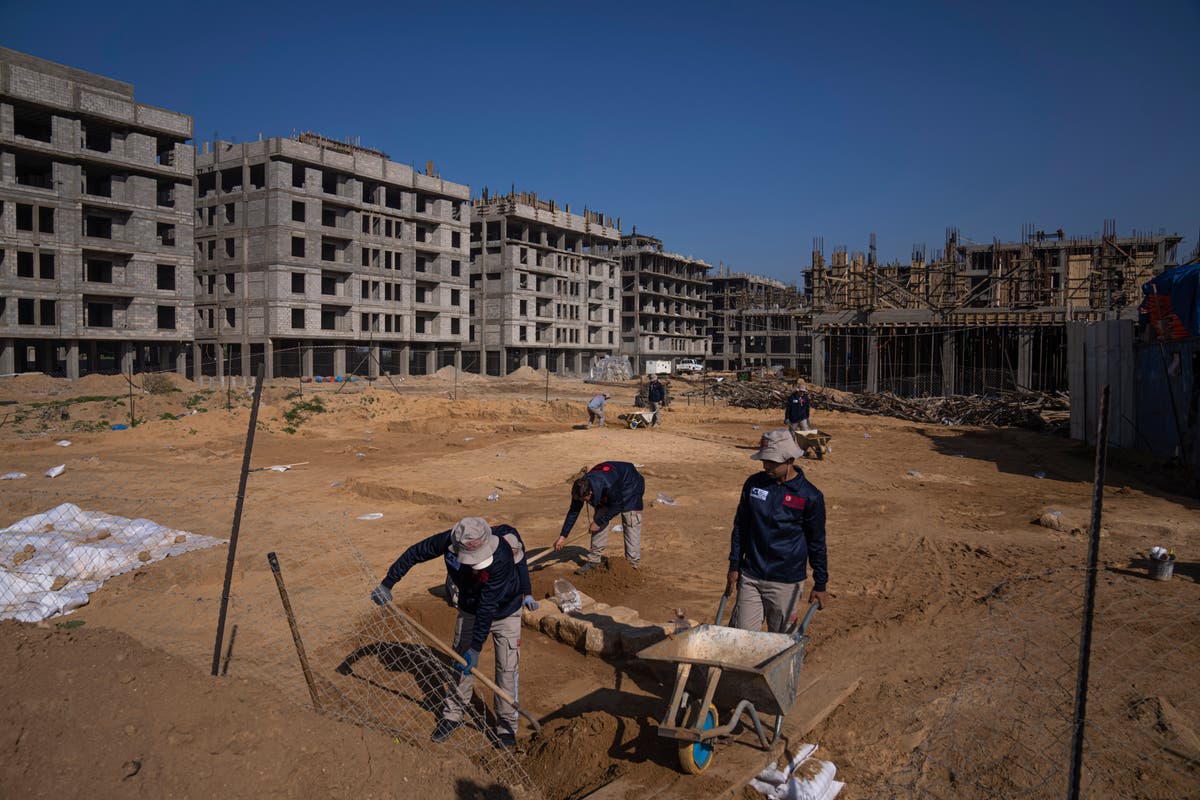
<box><xmin>443</xmin><ymin>607</ymin><xmax>522</xmax><ymax>735</ymax></box>
<box><xmin>731</xmin><ymin>574</ymin><xmax>805</xmax><ymax>633</ymax></box>
<box><xmin>585</xmin><ymin>510</ymin><xmax>642</xmax><ymax>567</ymax></box>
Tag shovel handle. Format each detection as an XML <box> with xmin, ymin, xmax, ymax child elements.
<box><xmin>384</xmin><ymin>604</ymin><xmax>543</xmax><ymax>734</ymax></box>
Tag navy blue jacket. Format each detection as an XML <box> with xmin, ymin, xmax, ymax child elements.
<box><xmin>381</xmin><ymin>524</ymin><xmax>531</xmax><ymax>652</ymax></box>
<box><xmin>560</xmin><ymin>461</ymin><xmax>646</xmax><ymax>536</ymax></box>
<box><xmin>728</xmin><ymin>469</ymin><xmax>827</xmax><ymax>589</ymax></box>
<box><xmin>647</xmin><ymin>381</ymin><xmax>666</xmax><ymax>404</ymax></box>
<box><xmin>785</xmin><ymin>392</ymin><xmax>811</xmax><ymax>423</ymax></box>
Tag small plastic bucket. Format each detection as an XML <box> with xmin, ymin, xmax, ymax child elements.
<box><xmin>1150</xmin><ymin>558</ymin><xmax>1175</xmax><ymax>582</ymax></box>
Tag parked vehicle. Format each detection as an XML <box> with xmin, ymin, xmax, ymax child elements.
<box><xmin>676</xmin><ymin>358</ymin><xmax>705</xmax><ymax>374</ymax></box>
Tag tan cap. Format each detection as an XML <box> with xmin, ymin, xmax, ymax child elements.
<box><xmin>750</xmin><ymin>428</ymin><xmax>804</xmax><ymax>462</ymax></box>
<box><xmin>451</xmin><ymin>517</ymin><xmax>498</xmax><ymax>566</ymax></box>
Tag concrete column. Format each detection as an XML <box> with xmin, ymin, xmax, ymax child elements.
<box><xmin>215</xmin><ymin>344</ymin><xmax>225</xmax><ymax>382</ymax></box>
<box><xmin>941</xmin><ymin>332</ymin><xmax>956</xmax><ymax>396</ymax></box>
<box><xmin>192</xmin><ymin>343</ymin><xmax>202</xmax><ymax>380</ymax></box>
<box><xmin>66</xmin><ymin>341</ymin><xmax>80</xmax><ymax>380</ymax></box>
<box><xmin>499</xmin><ymin>346</ymin><xmax>508</xmax><ymax>375</ymax></box>
<box><xmin>519</xmin><ymin>350</ymin><xmax>529</xmax><ymax>367</ymax></box>
<box><xmin>1016</xmin><ymin>327</ymin><xmax>1034</xmax><ymax>392</ymax></box>
<box><xmin>811</xmin><ymin>332</ymin><xmax>825</xmax><ymax>386</ymax></box>
<box><xmin>175</xmin><ymin>346</ymin><xmax>187</xmax><ymax>377</ymax></box>
<box><xmin>573</xmin><ymin>352</ymin><xmax>582</xmax><ymax>374</ymax></box>
<box><xmin>120</xmin><ymin>342</ymin><xmax>134</xmax><ymax>375</ymax></box>
<box><xmin>537</xmin><ymin>352</ymin><xmax>547</xmax><ymax>371</ymax></box>
<box><xmin>865</xmin><ymin>333</ymin><xmax>879</xmax><ymax>394</ymax></box>
<box><xmin>302</xmin><ymin>341</ymin><xmax>314</xmax><ymax>378</ymax></box>
<box><xmin>399</xmin><ymin>344</ymin><xmax>411</xmax><ymax>376</ymax></box>
<box><xmin>1</xmin><ymin>339</ymin><xmax>15</xmax><ymax>375</ymax></box>
<box><xmin>453</xmin><ymin>348</ymin><xmax>462</xmax><ymax>371</ymax></box>
<box><xmin>264</xmin><ymin>340</ymin><xmax>275</xmax><ymax>380</ymax></box>
<box><xmin>369</xmin><ymin>345</ymin><xmax>380</xmax><ymax>379</ymax></box>
<box><xmin>423</xmin><ymin>349</ymin><xmax>434</xmax><ymax>375</ymax></box>
<box><xmin>243</xmin><ymin>341</ymin><xmax>253</xmax><ymax>379</ymax></box>
<box><xmin>333</xmin><ymin>346</ymin><xmax>347</xmax><ymax>376</ymax></box>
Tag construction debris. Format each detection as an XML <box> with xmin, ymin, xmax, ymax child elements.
<box><xmin>587</xmin><ymin>356</ymin><xmax>633</xmax><ymax>383</ymax></box>
<box><xmin>681</xmin><ymin>380</ymin><xmax>1070</xmax><ymax>433</ymax></box>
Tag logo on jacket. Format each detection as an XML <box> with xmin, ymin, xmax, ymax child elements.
<box><xmin>750</xmin><ymin>487</ymin><xmax>769</xmax><ymax>501</ymax></box>
<box><xmin>782</xmin><ymin>494</ymin><xmax>806</xmax><ymax>510</ymax></box>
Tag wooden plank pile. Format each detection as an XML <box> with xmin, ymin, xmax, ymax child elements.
<box><xmin>681</xmin><ymin>380</ymin><xmax>1070</xmax><ymax>433</ymax></box>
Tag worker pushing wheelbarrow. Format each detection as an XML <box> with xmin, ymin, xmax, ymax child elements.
<box><xmin>638</xmin><ymin>596</ymin><xmax>820</xmax><ymax>773</ymax></box>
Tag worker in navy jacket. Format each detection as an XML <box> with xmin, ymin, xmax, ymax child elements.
<box><xmin>725</xmin><ymin>429</ymin><xmax>828</xmax><ymax>632</ymax></box>
<box><xmin>554</xmin><ymin>461</ymin><xmax>646</xmax><ymax>574</ymax></box>
<box><xmin>371</xmin><ymin>518</ymin><xmax>536</xmax><ymax>749</ymax></box>
<box><xmin>647</xmin><ymin>375</ymin><xmax>667</xmax><ymax>426</ymax></box>
<box><xmin>785</xmin><ymin>385</ymin><xmax>812</xmax><ymax>433</ymax></box>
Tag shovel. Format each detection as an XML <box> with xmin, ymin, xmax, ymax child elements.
<box><xmin>382</xmin><ymin>603</ymin><xmax>543</xmax><ymax>734</ymax></box>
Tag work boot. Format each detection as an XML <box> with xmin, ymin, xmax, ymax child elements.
<box><xmin>431</xmin><ymin>718</ymin><xmax>463</xmax><ymax>742</ymax></box>
<box><xmin>495</xmin><ymin>732</ymin><xmax>517</xmax><ymax>750</ymax></box>
<box><xmin>575</xmin><ymin>561</ymin><xmax>600</xmax><ymax>576</ymax></box>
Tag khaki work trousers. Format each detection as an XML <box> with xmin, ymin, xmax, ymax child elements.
<box><xmin>586</xmin><ymin>510</ymin><xmax>642</xmax><ymax>568</ymax></box>
<box><xmin>731</xmin><ymin>574</ymin><xmax>805</xmax><ymax>633</ymax></box>
<box><xmin>444</xmin><ymin>607</ymin><xmax>522</xmax><ymax>736</ymax></box>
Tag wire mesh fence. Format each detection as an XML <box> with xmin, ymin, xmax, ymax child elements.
<box><xmin>885</xmin><ymin>566</ymin><xmax>1200</xmax><ymax>799</ymax></box>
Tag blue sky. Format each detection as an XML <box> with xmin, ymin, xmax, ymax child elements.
<box><xmin>4</xmin><ymin>0</ymin><xmax>1198</xmax><ymax>283</ymax></box>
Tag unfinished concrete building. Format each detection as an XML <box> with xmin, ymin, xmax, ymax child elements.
<box><xmin>607</xmin><ymin>231</ymin><xmax>710</xmax><ymax>373</ymax></box>
<box><xmin>805</xmin><ymin>224</ymin><xmax>1183</xmax><ymax>395</ymax></box>
<box><xmin>469</xmin><ymin>190</ymin><xmax>620</xmax><ymax>375</ymax></box>
<box><xmin>0</xmin><ymin>47</ymin><xmax>194</xmax><ymax>377</ymax></box>
<box><xmin>707</xmin><ymin>269</ymin><xmax>809</xmax><ymax>372</ymax></box>
<box><xmin>194</xmin><ymin>135</ymin><xmax>470</xmax><ymax>378</ymax></box>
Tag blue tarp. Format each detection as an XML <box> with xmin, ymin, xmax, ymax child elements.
<box><xmin>1140</xmin><ymin>262</ymin><xmax>1200</xmax><ymax>339</ymax></box>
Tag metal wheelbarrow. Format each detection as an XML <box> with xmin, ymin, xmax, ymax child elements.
<box><xmin>637</xmin><ymin>595</ymin><xmax>819</xmax><ymax>774</ymax></box>
<box><xmin>619</xmin><ymin>410</ymin><xmax>657</xmax><ymax>429</ymax></box>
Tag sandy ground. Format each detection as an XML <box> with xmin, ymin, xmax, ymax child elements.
<box><xmin>0</xmin><ymin>370</ymin><xmax>1196</xmax><ymax>799</ymax></box>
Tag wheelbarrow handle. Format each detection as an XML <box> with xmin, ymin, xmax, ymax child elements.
<box><xmin>793</xmin><ymin>601</ymin><xmax>820</xmax><ymax>638</ymax></box>
<box><xmin>714</xmin><ymin>593</ymin><xmax>730</xmax><ymax>626</ymax></box>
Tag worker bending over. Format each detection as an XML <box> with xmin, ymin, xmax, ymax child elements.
<box><xmin>726</xmin><ymin>429</ymin><xmax>828</xmax><ymax>632</ymax></box>
<box><xmin>555</xmin><ymin>461</ymin><xmax>646</xmax><ymax>574</ymax></box>
<box><xmin>371</xmin><ymin>517</ymin><xmax>537</xmax><ymax>749</ymax></box>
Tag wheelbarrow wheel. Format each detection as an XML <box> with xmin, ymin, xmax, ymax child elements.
<box><xmin>677</xmin><ymin>702</ymin><xmax>719</xmax><ymax>774</ymax></box>
<box><xmin>629</xmin><ymin>419</ymin><xmax>639</xmax><ymax>429</ymax></box>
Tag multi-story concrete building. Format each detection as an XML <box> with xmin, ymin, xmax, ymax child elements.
<box><xmin>707</xmin><ymin>270</ymin><xmax>808</xmax><ymax>372</ymax></box>
<box><xmin>0</xmin><ymin>47</ymin><xmax>194</xmax><ymax>377</ymax></box>
<box><xmin>609</xmin><ymin>231</ymin><xmax>710</xmax><ymax>373</ymax></box>
<box><xmin>193</xmin><ymin>134</ymin><xmax>471</xmax><ymax>378</ymax></box>
<box><xmin>469</xmin><ymin>191</ymin><xmax>621</xmax><ymax>375</ymax></box>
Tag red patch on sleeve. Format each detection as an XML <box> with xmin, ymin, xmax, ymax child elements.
<box><xmin>782</xmin><ymin>494</ymin><xmax>806</xmax><ymax>510</ymax></box>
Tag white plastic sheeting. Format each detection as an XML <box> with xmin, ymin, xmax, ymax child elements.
<box><xmin>0</xmin><ymin>503</ymin><xmax>225</xmax><ymax>622</ymax></box>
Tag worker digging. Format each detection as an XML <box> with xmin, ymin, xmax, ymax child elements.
<box><xmin>370</xmin><ymin>517</ymin><xmax>537</xmax><ymax>749</ymax></box>
<box><xmin>555</xmin><ymin>461</ymin><xmax>647</xmax><ymax>574</ymax></box>
<box><xmin>726</xmin><ymin>428</ymin><xmax>829</xmax><ymax>632</ymax></box>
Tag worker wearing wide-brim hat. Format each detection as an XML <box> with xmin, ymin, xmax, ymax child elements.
<box><xmin>785</xmin><ymin>383</ymin><xmax>813</xmax><ymax>434</ymax></box>
<box><xmin>725</xmin><ymin>429</ymin><xmax>828</xmax><ymax>632</ymax></box>
<box><xmin>370</xmin><ymin>517</ymin><xmax>536</xmax><ymax>749</ymax></box>
<box><xmin>586</xmin><ymin>393</ymin><xmax>611</xmax><ymax>429</ymax></box>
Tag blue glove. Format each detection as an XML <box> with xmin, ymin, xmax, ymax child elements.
<box><xmin>523</xmin><ymin>595</ymin><xmax>540</xmax><ymax>611</ymax></box>
<box><xmin>457</xmin><ymin>648</ymin><xmax>479</xmax><ymax>675</ymax></box>
<box><xmin>370</xmin><ymin>583</ymin><xmax>392</xmax><ymax>606</ymax></box>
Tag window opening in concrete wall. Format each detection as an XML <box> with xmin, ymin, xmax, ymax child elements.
<box><xmin>157</xmin><ymin>179</ymin><xmax>176</xmax><ymax>207</ymax></box>
<box><xmin>415</xmin><ymin>316</ymin><xmax>427</xmax><ymax>334</ymax></box>
<box><xmin>519</xmin><ymin>326</ymin><xmax>528</xmax><ymax>342</ymax></box>
<box><xmin>291</xmin><ymin>308</ymin><xmax>305</xmax><ymax>329</ymax></box>
<box><xmin>39</xmin><ymin>252</ymin><xmax>55</xmax><ymax>280</ymax></box>
<box><xmin>223</xmin><ymin>237</ymin><xmax>234</xmax><ymax>257</ymax></box>
<box><xmin>292</xmin><ymin>201</ymin><xmax>305</xmax><ymax>222</ymax></box>
<box><xmin>362</xmin><ymin>181</ymin><xmax>380</xmax><ymax>204</ymax></box>
<box><xmin>292</xmin><ymin>163</ymin><xmax>306</xmax><ymax>188</ymax></box>
<box><xmin>86</xmin><ymin>301</ymin><xmax>114</xmax><ymax>328</ymax></box>
<box><xmin>384</xmin><ymin>316</ymin><xmax>393</xmax><ymax>333</ymax></box>
<box><xmin>15</xmin><ymin>154</ymin><xmax>54</xmax><ymax>189</ymax></box>
<box><xmin>361</xmin><ymin>214</ymin><xmax>370</xmax><ymax>234</ymax></box>
<box><xmin>225</xmin><ymin>308</ymin><xmax>236</xmax><ymax>327</ymax></box>
<box><xmin>85</xmin><ymin>215</ymin><xmax>112</xmax><ymax>239</ymax></box>
<box><xmin>321</xmin><ymin>273</ymin><xmax>337</xmax><ymax>296</ymax></box>
<box><xmin>84</xmin><ymin>170</ymin><xmax>113</xmax><ymax>198</ymax></box>
<box><xmin>451</xmin><ymin>260</ymin><xmax>461</xmax><ymax>277</ymax></box>
<box><xmin>321</xmin><ymin>241</ymin><xmax>336</xmax><ymax>262</ymax></box>
<box><xmin>361</xmin><ymin>249</ymin><xmax>370</xmax><ymax>268</ymax></box>
<box><xmin>416</xmin><ymin>227</ymin><xmax>427</xmax><ymax>243</ymax></box>
<box><xmin>451</xmin><ymin>317</ymin><xmax>460</xmax><ymax>335</ymax></box>
<box><xmin>320</xmin><ymin>307</ymin><xmax>338</xmax><ymax>330</ymax></box>
<box><xmin>38</xmin><ymin>207</ymin><xmax>55</xmax><ymax>233</ymax></box>
<box><xmin>220</xmin><ymin>167</ymin><xmax>242</xmax><ymax>193</ymax></box>
<box><xmin>83</xmin><ymin>124</ymin><xmax>112</xmax><ymax>153</ymax></box>
<box><xmin>160</xmin><ymin>224</ymin><xmax>177</xmax><ymax>247</ymax></box>
<box><xmin>469</xmin><ymin>298</ymin><xmax>476</xmax><ymax>315</ymax></box>
<box><xmin>207</xmin><ymin>241</ymin><xmax>215</xmax><ymax>260</ymax></box>
<box><xmin>384</xmin><ymin>219</ymin><xmax>392</xmax><ymax>237</ymax></box>
<box><xmin>157</xmin><ymin>306</ymin><xmax>176</xmax><ymax>329</ymax></box>
<box><xmin>361</xmin><ymin>280</ymin><xmax>370</xmax><ymax>299</ymax></box>
<box><xmin>486</xmin><ymin>246</ymin><xmax>500</xmax><ymax>255</ymax></box>
<box><xmin>13</xmin><ymin>103</ymin><xmax>53</xmax><ymax>143</ymax></box>
<box><xmin>385</xmin><ymin>187</ymin><xmax>402</xmax><ymax>210</ymax></box>
<box><xmin>18</xmin><ymin>299</ymin><xmax>35</xmax><ymax>325</ymax></box>
<box><xmin>416</xmin><ymin>286</ymin><xmax>428</xmax><ymax>303</ymax></box>
<box><xmin>157</xmin><ymin>264</ymin><xmax>175</xmax><ymax>291</ymax></box>
<box><xmin>84</xmin><ymin>258</ymin><xmax>113</xmax><ymax>283</ymax></box>
<box><xmin>291</xmin><ymin>272</ymin><xmax>305</xmax><ymax>294</ymax></box>
<box><xmin>486</xmin><ymin>221</ymin><xmax>500</xmax><ymax>241</ymax></box>
<box><xmin>323</xmin><ymin>206</ymin><xmax>338</xmax><ymax>228</ymax></box>
<box><xmin>224</xmin><ymin>203</ymin><xmax>235</xmax><ymax>223</ymax></box>
<box><xmin>292</xmin><ymin>236</ymin><xmax>305</xmax><ymax>258</ymax></box>
<box><xmin>322</xmin><ymin>171</ymin><xmax>340</xmax><ymax>195</ymax></box>
<box><xmin>416</xmin><ymin>195</ymin><xmax>428</xmax><ymax>214</ymax></box>
<box><xmin>16</xmin><ymin>204</ymin><xmax>35</xmax><ymax>231</ymax></box>
<box><xmin>471</xmin><ymin>223</ymin><xmax>482</xmax><ymax>243</ymax></box>
<box><xmin>384</xmin><ymin>251</ymin><xmax>392</xmax><ymax>269</ymax></box>
<box><xmin>519</xmin><ymin>299</ymin><xmax>527</xmax><ymax>316</ymax></box>
<box><xmin>224</xmin><ymin>273</ymin><xmax>235</xmax><ymax>294</ymax></box>
<box><xmin>470</xmin><ymin>325</ymin><xmax>477</xmax><ymax>343</ymax></box>
<box><xmin>452</xmin><ymin>289</ymin><xmax>461</xmax><ymax>306</ymax></box>
<box><xmin>249</xmin><ymin>164</ymin><xmax>265</xmax><ymax>190</ymax></box>
<box><xmin>372</xmin><ymin>217</ymin><xmax>380</xmax><ymax>236</ymax></box>
<box><xmin>155</xmin><ymin>137</ymin><xmax>175</xmax><ymax>165</ymax></box>
<box><xmin>487</xmin><ymin>271</ymin><xmax>501</xmax><ymax>282</ymax></box>
<box><xmin>17</xmin><ymin>251</ymin><xmax>35</xmax><ymax>278</ymax></box>
<box><xmin>360</xmin><ymin>312</ymin><xmax>369</xmax><ymax>331</ymax></box>
<box><xmin>198</xmin><ymin>172</ymin><xmax>216</xmax><ymax>197</ymax></box>
<box><xmin>416</xmin><ymin>256</ymin><xmax>427</xmax><ymax>273</ymax></box>
<box><xmin>452</xmin><ymin>231</ymin><xmax>461</xmax><ymax>248</ymax></box>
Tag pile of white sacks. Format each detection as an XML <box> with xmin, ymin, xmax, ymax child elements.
<box><xmin>750</xmin><ymin>744</ymin><xmax>843</xmax><ymax>800</ymax></box>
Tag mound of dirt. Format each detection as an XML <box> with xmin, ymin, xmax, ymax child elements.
<box><xmin>522</xmin><ymin>712</ymin><xmax>626</xmax><ymax>799</ymax></box>
<box><xmin>434</xmin><ymin>366</ymin><xmax>486</xmax><ymax>383</ymax></box>
<box><xmin>503</xmin><ymin>366</ymin><xmax>543</xmax><ymax>382</ymax></box>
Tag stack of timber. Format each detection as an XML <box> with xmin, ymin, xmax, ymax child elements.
<box><xmin>681</xmin><ymin>380</ymin><xmax>1070</xmax><ymax>433</ymax></box>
